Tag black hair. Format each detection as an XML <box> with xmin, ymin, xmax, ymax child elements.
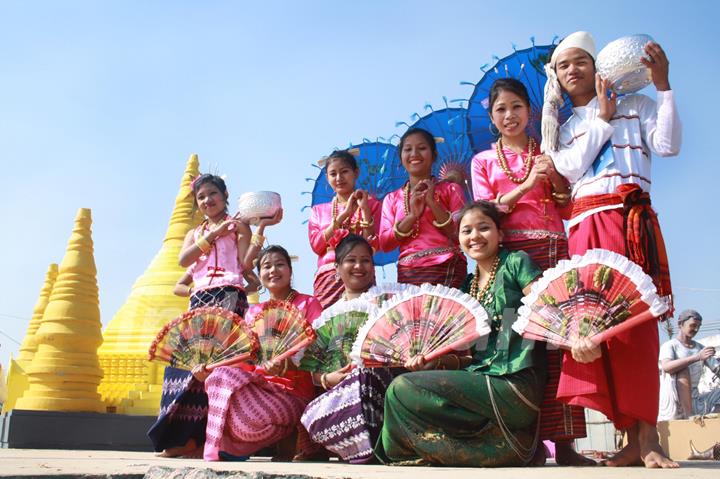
<box><xmin>191</xmin><ymin>173</ymin><xmax>229</xmax><ymax>212</ymax></box>
<box><xmin>398</xmin><ymin>127</ymin><xmax>438</xmax><ymax>162</ymax></box>
<box><xmin>256</xmin><ymin>245</ymin><xmax>292</xmax><ymax>273</ymax></box>
<box><xmin>488</xmin><ymin>78</ymin><xmax>531</xmax><ymax>110</ymax></box>
<box><xmin>325</xmin><ymin>150</ymin><xmax>358</xmax><ymax>172</ymax></box>
<box><xmin>334</xmin><ymin>234</ymin><xmax>374</xmax><ymax>265</ymax></box>
<box><xmin>457</xmin><ymin>200</ymin><xmax>503</xmax><ymax>229</ymax></box>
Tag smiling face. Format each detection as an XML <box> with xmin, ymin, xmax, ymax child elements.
<box><xmin>259</xmin><ymin>251</ymin><xmax>292</xmax><ymax>295</ymax></box>
<box><xmin>490</xmin><ymin>89</ymin><xmax>530</xmax><ymax>140</ymax></box>
<box><xmin>554</xmin><ymin>47</ymin><xmax>596</xmax><ymax>99</ymax></box>
<box><xmin>400</xmin><ymin>132</ymin><xmax>436</xmax><ymax>177</ymax></box>
<box><xmin>336</xmin><ymin>243</ymin><xmax>375</xmax><ymax>294</ymax></box>
<box><xmin>326</xmin><ymin>157</ymin><xmax>359</xmax><ymax>197</ymax></box>
<box><xmin>195</xmin><ymin>182</ymin><xmax>228</xmax><ymax>220</ymax></box>
<box><xmin>458</xmin><ymin>208</ymin><xmax>503</xmax><ymax>263</ymax></box>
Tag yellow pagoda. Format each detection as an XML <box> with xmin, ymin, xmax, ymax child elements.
<box><xmin>2</xmin><ymin>263</ymin><xmax>58</xmax><ymax>413</ymax></box>
<box><xmin>15</xmin><ymin>208</ymin><xmax>105</xmax><ymax>413</ymax></box>
<box><xmin>97</xmin><ymin>154</ymin><xmax>202</xmax><ymax>414</ymax></box>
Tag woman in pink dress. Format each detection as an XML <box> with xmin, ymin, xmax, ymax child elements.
<box><xmin>470</xmin><ymin>78</ymin><xmax>591</xmax><ymax>466</ymax></box>
<box><xmin>198</xmin><ymin>245</ymin><xmax>322</xmax><ymax>461</ymax></box>
<box><xmin>379</xmin><ymin>128</ymin><xmax>467</xmax><ymax>287</ymax></box>
<box><xmin>308</xmin><ymin>150</ymin><xmax>381</xmax><ymax>307</ymax></box>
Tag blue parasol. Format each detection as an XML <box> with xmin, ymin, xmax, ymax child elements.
<box><xmin>304</xmin><ymin>140</ymin><xmax>403</xmax><ymax>266</ymax></box>
<box><xmin>463</xmin><ymin>40</ymin><xmax>573</xmax><ymax>155</ymax></box>
<box><xmin>397</xmin><ymin>100</ymin><xmax>474</xmax><ymax>200</ymax></box>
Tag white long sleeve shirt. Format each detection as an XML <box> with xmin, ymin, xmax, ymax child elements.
<box><xmin>552</xmin><ymin>90</ymin><xmax>682</xmax><ymax>227</ymax></box>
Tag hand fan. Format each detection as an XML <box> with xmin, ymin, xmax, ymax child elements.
<box><xmin>360</xmin><ymin>283</ymin><xmax>421</xmax><ymax>308</ymax></box>
<box><xmin>251</xmin><ymin>300</ymin><xmax>317</xmax><ymax>369</ymax></box>
<box><xmin>512</xmin><ymin>248</ymin><xmax>669</xmax><ymax>348</ymax></box>
<box><xmin>298</xmin><ymin>297</ymin><xmax>376</xmax><ymax>373</ymax></box>
<box><xmin>148</xmin><ymin>306</ymin><xmax>258</xmax><ymax>370</ymax></box>
<box><xmin>350</xmin><ymin>283</ymin><xmax>490</xmax><ymax>367</ymax></box>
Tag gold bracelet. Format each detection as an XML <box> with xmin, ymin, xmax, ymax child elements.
<box><xmin>432</xmin><ymin>211</ymin><xmax>453</xmax><ymax>228</ymax></box>
<box><xmin>393</xmin><ymin>221</ymin><xmax>414</xmax><ymax>238</ymax></box>
<box><xmin>195</xmin><ymin>235</ymin><xmax>212</xmax><ymax>253</ymax></box>
<box><xmin>278</xmin><ymin>359</ymin><xmax>288</xmax><ymax>377</ymax></box>
<box><xmin>551</xmin><ymin>191</ymin><xmax>570</xmax><ymax>200</ymax></box>
<box><xmin>320</xmin><ymin>372</ymin><xmax>329</xmax><ymax>390</ymax></box>
<box><xmin>251</xmin><ymin>233</ymin><xmax>265</xmax><ymax>247</ymax></box>
<box><xmin>359</xmin><ymin>217</ymin><xmax>375</xmax><ymax>229</ymax></box>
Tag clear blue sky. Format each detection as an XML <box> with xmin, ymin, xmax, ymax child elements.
<box><xmin>1</xmin><ymin>0</ymin><xmax>718</xmax><ymax>364</ymax></box>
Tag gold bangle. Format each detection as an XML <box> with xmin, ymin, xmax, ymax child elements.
<box><xmin>432</xmin><ymin>211</ymin><xmax>453</xmax><ymax>228</ymax></box>
<box><xmin>251</xmin><ymin>233</ymin><xmax>265</xmax><ymax>247</ymax></box>
<box><xmin>393</xmin><ymin>221</ymin><xmax>414</xmax><ymax>238</ymax></box>
<box><xmin>551</xmin><ymin>191</ymin><xmax>570</xmax><ymax>200</ymax></box>
<box><xmin>195</xmin><ymin>235</ymin><xmax>212</xmax><ymax>253</ymax></box>
<box><xmin>320</xmin><ymin>372</ymin><xmax>329</xmax><ymax>390</ymax></box>
<box><xmin>360</xmin><ymin>217</ymin><xmax>375</xmax><ymax>229</ymax></box>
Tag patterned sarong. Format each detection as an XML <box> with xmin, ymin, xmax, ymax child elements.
<box><xmin>397</xmin><ymin>248</ymin><xmax>467</xmax><ymax>288</ymax></box>
<box><xmin>313</xmin><ymin>263</ymin><xmax>345</xmax><ymax>309</ymax></box>
<box><xmin>203</xmin><ymin>366</ymin><xmax>309</xmax><ymax>461</ymax></box>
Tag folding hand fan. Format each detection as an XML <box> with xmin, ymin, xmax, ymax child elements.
<box><xmin>251</xmin><ymin>300</ymin><xmax>317</xmax><ymax>369</ymax></box>
<box><xmin>360</xmin><ymin>283</ymin><xmax>421</xmax><ymax>308</ymax></box>
<box><xmin>148</xmin><ymin>306</ymin><xmax>258</xmax><ymax>370</ymax></box>
<box><xmin>350</xmin><ymin>283</ymin><xmax>490</xmax><ymax>367</ymax></box>
<box><xmin>512</xmin><ymin>248</ymin><xmax>669</xmax><ymax>348</ymax></box>
<box><xmin>298</xmin><ymin>297</ymin><xmax>376</xmax><ymax>374</ymax></box>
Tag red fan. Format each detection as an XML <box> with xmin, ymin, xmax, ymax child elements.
<box><xmin>512</xmin><ymin>248</ymin><xmax>670</xmax><ymax>348</ymax></box>
<box><xmin>350</xmin><ymin>283</ymin><xmax>490</xmax><ymax>367</ymax></box>
<box><xmin>251</xmin><ymin>300</ymin><xmax>317</xmax><ymax>369</ymax></box>
<box><xmin>148</xmin><ymin>306</ymin><xmax>258</xmax><ymax>370</ymax></box>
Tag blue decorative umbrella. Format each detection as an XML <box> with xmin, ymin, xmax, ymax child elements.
<box><xmin>304</xmin><ymin>140</ymin><xmax>403</xmax><ymax>266</ymax></box>
<box><xmin>397</xmin><ymin>100</ymin><xmax>474</xmax><ymax>199</ymax></box>
<box><xmin>463</xmin><ymin>40</ymin><xmax>573</xmax><ymax>155</ymax></box>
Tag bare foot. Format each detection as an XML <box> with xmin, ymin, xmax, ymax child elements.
<box><xmin>528</xmin><ymin>442</ymin><xmax>547</xmax><ymax>467</ymax></box>
<box><xmin>155</xmin><ymin>438</ymin><xmax>197</xmax><ymax>458</ymax></box>
<box><xmin>602</xmin><ymin>442</ymin><xmax>643</xmax><ymax>467</ymax></box>
<box><xmin>638</xmin><ymin>422</ymin><xmax>679</xmax><ymax>469</ymax></box>
<box><xmin>555</xmin><ymin>441</ymin><xmax>596</xmax><ymax>466</ymax></box>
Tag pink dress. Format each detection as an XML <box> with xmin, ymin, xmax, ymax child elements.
<box><xmin>189</xmin><ymin>225</ymin><xmax>244</xmax><ymax>292</ymax></box>
<box><xmin>379</xmin><ymin>180</ymin><xmax>467</xmax><ymax>287</ymax></box>
<box><xmin>308</xmin><ymin>196</ymin><xmax>382</xmax><ymax>307</ymax></box>
<box><xmin>203</xmin><ymin>293</ymin><xmax>320</xmax><ymax>460</ymax></box>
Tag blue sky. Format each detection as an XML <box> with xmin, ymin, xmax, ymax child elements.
<box><xmin>1</xmin><ymin>0</ymin><xmax>719</xmax><ymax>363</ymax></box>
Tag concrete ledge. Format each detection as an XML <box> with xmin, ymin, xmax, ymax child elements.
<box><xmin>1</xmin><ymin>410</ymin><xmax>156</xmax><ymax>451</ymax></box>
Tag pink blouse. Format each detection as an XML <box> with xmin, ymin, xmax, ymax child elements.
<box><xmin>243</xmin><ymin>292</ymin><xmax>321</xmax><ymax>400</ymax></box>
<box><xmin>308</xmin><ymin>196</ymin><xmax>382</xmax><ymax>269</ymax></box>
<box><xmin>189</xmin><ymin>226</ymin><xmax>244</xmax><ymax>292</ymax></box>
<box><xmin>471</xmin><ymin>144</ymin><xmax>565</xmax><ymax>240</ymax></box>
<box><xmin>379</xmin><ymin>180</ymin><xmax>466</xmax><ymax>267</ymax></box>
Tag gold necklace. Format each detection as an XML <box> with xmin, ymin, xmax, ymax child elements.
<box><xmin>469</xmin><ymin>256</ymin><xmax>501</xmax><ymax>304</ymax></box>
<box><xmin>496</xmin><ymin>137</ymin><xmax>535</xmax><ymax>184</ymax></box>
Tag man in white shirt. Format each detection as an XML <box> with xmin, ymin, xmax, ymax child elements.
<box><xmin>546</xmin><ymin>31</ymin><xmax>682</xmax><ymax>468</ymax></box>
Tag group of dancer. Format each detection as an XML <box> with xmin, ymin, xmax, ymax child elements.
<box><xmin>148</xmin><ymin>31</ymin><xmax>683</xmax><ymax>468</ymax></box>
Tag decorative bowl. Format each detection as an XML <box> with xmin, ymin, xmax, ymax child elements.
<box><xmin>237</xmin><ymin>191</ymin><xmax>282</xmax><ymax>225</ymax></box>
<box><xmin>596</xmin><ymin>34</ymin><xmax>654</xmax><ymax>94</ymax></box>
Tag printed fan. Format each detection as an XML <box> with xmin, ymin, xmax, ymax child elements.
<box><xmin>512</xmin><ymin>248</ymin><xmax>670</xmax><ymax>348</ymax></box>
<box><xmin>360</xmin><ymin>283</ymin><xmax>420</xmax><ymax>308</ymax></box>
<box><xmin>251</xmin><ymin>300</ymin><xmax>317</xmax><ymax>368</ymax></box>
<box><xmin>148</xmin><ymin>307</ymin><xmax>258</xmax><ymax>371</ymax></box>
<box><xmin>299</xmin><ymin>297</ymin><xmax>376</xmax><ymax>374</ymax></box>
<box><xmin>350</xmin><ymin>283</ymin><xmax>490</xmax><ymax>367</ymax></box>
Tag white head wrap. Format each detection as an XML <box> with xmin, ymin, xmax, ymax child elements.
<box><xmin>541</xmin><ymin>31</ymin><xmax>596</xmax><ymax>152</ymax></box>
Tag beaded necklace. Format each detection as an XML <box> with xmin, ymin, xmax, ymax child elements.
<box><xmin>469</xmin><ymin>256</ymin><xmax>501</xmax><ymax>305</ymax></box>
<box><xmin>495</xmin><ymin>137</ymin><xmax>536</xmax><ymax>184</ymax></box>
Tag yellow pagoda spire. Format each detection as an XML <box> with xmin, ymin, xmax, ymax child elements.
<box><xmin>15</xmin><ymin>208</ymin><xmax>105</xmax><ymax>412</ymax></box>
<box><xmin>98</xmin><ymin>154</ymin><xmax>202</xmax><ymax>414</ymax></box>
<box><xmin>2</xmin><ymin>263</ymin><xmax>59</xmax><ymax>412</ymax></box>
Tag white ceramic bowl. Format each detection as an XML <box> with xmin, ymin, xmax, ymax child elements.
<box><xmin>596</xmin><ymin>34</ymin><xmax>654</xmax><ymax>94</ymax></box>
<box><xmin>236</xmin><ymin>191</ymin><xmax>282</xmax><ymax>225</ymax></box>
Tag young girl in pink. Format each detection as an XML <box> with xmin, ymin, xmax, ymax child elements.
<box><xmin>308</xmin><ymin>150</ymin><xmax>381</xmax><ymax>307</ymax></box>
<box><xmin>379</xmin><ymin>128</ymin><xmax>466</xmax><ymax>287</ymax></box>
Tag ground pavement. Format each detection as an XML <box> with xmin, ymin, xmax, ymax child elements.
<box><xmin>1</xmin><ymin>449</ymin><xmax>719</xmax><ymax>479</ymax></box>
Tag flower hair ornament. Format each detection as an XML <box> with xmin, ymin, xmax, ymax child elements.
<box><xmin>317</xmin><ymin>147</ymin><xmax>360</xmax><ymax>167</ymax></box>
<box><xmin>327</xmin><ymin>228</ymin><xmax>350</xmax><ymax>250</ymax></box>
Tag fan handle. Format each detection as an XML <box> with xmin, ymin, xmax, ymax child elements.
<box><xmin>590</xmin><ymin>309</ymin><xmax>660</xmax><ymax>346</ymax></box>
<box><xmin>423</xmin><ymin>333</ymin><xmax>481</xmax><ymax>363</ymax></box>
<box><xmin>206</xmin><ymin>352</ymin><xmax>255</xmax><ymax>370</ymax></box>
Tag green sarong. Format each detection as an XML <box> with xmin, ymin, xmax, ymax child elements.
<box><xmin>375</xmin><ymin>367</ymin><xmax>543</xmax><ymax>467</ymax></box>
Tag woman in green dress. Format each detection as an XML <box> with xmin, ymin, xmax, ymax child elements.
<box><xmin>375</xmin><ymin>200</ymin><xmax>547</xmax><ymax>467</ymax></box>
